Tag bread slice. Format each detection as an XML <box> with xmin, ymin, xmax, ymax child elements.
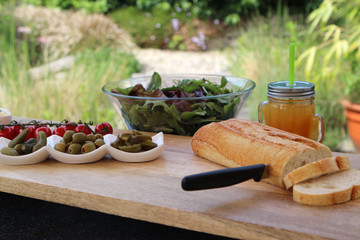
<box><xmin>191</xmin><ymin>119</ymin><xmax>332</xmax><ymax>188</ymax></box>
<box><xmin>293</xmin><ymin>169</ymin><xmax>360</xmax><ymax>205</ymax></box>
<box><xmin>283</xmin><ymin>156</ymin><xmax>351</xmax><ymax>190</ymax></box>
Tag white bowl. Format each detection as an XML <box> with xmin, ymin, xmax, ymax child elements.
<box><xmin>0</xmin><ymin>132</ymin><xmax>164</xmax><ymax>165</ymax></box>
<box><xmin>0</xmin><ymin>108</ymin><xmax>12</xmax><ymax>124</ymax></box>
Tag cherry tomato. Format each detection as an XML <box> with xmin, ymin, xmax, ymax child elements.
<box><xmin>11</xmin><ymin>125</ymin><xmax>22</xmax><ymax>136</ymax></box>
<box><xmin>35</xmin><ymin>126</ymin><xmax>52</xmax><ymax>138</ymax></box>
<box><xmin>34</xmin><ymin>122</ymin><xmax>45</xmax><ymax>129</ymax></box>
<box><xmin>53</xmin><ymin>126</ymin><xmax>67</xmax><ymax>137</ymax></box>
<box><xmin>0</xmin><ymin>125</ymin><xmax>15</xmax><ymax>140</ymax></box>
<box><xmin>65</xmin><ymin>121</ymin><xmax>77</xmax><ymax>131</ymax></box>
<box><xmin>95</xmin><ymin>122</ymin><xmax>113</xmax><ymax>135</ymax></box>
<box><xmin>75</xmin><ymin>124</ymin><xmax>92</xmax><ymax>135</ymax></box>
<box><xmin>20</xmin><ymin>126</ymin><xmax>35</xmax><ymax>141</ymax></box>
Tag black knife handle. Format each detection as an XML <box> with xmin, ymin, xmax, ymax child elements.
<box><xmin>181</xmin><ymin>164</ymin><xmax>266</xmax><ymax>191</ymax></box>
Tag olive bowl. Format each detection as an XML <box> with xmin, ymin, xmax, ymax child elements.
<box><xmin>102</xmin><ymin>74</ymin><xmax>255</xmax><ymax>136</ymax></box>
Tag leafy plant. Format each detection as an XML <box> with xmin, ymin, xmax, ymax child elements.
<box><xmin>20</xmin><ymin>0</ymin><xmax>109</xmax><ymax>13</ymax></box>
<box><xmin>296</xmin><ymin>0</ymin><xmax>360</xmax><ymax>103</ymax></box>
<box><xmin>167</xmin><ymin>35</ymin><xmax>185</xmax><ymax>50</ymax></box>
<box><xmin>109</xmin><ymin>6</ymin><xmax>174</xmax><ymax>49</ymax></box>
<box><xmin>121</xmin><ymin>0</ymin><xmax>321</xmax><ymax>24</ymax></box>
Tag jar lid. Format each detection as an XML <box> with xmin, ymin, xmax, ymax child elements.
<box><xmin>267</xmin><ymin>81</ymin><xmax>315</xmax><ymax>98</ymax></box>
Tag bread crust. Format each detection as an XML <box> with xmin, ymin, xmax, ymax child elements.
<box><xmin>283</xmin><ymin>156</ymin><xmax>351</xmax><ymax>189</ymax></box>
<box><xmin>192</xmin><ymin>119</ymin><xmax>332</xmax><ymax>188</ymax></box>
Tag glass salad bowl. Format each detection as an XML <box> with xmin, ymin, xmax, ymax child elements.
<box><xmin>102</xmin><ymin>73</ymin><xmax>255</xmax><ymax>136</ymax></box>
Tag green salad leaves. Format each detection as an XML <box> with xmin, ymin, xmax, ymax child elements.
<box><xmin>111</xmin><ymin>72</ymin><xmax>245</xmax><ymax>136</ymax></box>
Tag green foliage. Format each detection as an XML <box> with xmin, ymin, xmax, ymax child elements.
<box><xmin>167</xmin><ymin>35</ymin><xmax>185</xmax><ymax>50</ymax></box>
<box><xmin>0</xmin><ymin>4</ymin><xmax>140</xmax><ymax>128</ymax></box>
<box><xmin>224</xmin><ymin>13</ymin><xmax>241</xmax><ymax>26</ymax></box>
<box><xmin>109</xmin><ymin>6</ymin><xmax>178</xmax><ymax>49</ymax></box>
<box><xmin>14</xmin><ymin>0</ymin><xmax>322</xmax><ymax>20</ymax></box>
<box><xmin>296</xmin><ymin>0</ymin><xmax>360</xmax><ymax>103</ymax></box>
<box><xmin>117</xmin><ymin>0</ymin><xmax>322</xmax><ymax>25</ymax></box>
<box><xmin>0</xmin><ymin>2</ymin><xmax>42</xmax><ymax>68</ymax></box>
<box><xmin>20</xmin><ymin>0</ymin><xmax>109</xmax><ymax>13</ymax></box>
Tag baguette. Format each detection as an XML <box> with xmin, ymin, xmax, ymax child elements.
<box><xmin>283</xmin><ymin>156</ymin><xmax>351</xmax><ymax>190</ymax></box>
<box><xmin>293</xmin><ymin>169</ymin><xmax>360</xmax><ymax>205</ymax></box>
<box><xmin>191</xmin><ymin>118</ymin><xmax>332</xmax><ymax>188</ymax></box>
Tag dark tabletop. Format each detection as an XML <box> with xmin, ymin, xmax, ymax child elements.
<box><xmin>0</xmin><ymin>192</ymin><xmax>236</xmax><ymax>240</ymax></box>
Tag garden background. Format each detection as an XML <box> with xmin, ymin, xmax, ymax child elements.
<box><xmin>1</xmin><ymin>0</ymin><xmax>359</xmax><ymax>151</ymax></box>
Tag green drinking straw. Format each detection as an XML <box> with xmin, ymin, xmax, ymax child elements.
<box><xmin>289</xmin><ymin>42</ymin><xmax>295</xmax><ymax>85</ymax></box>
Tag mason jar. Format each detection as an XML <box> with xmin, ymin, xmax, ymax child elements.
<box><xmin>258</xmin><ymin>81</ymin><xmax>324</xmax><ymax>142</ymax></box>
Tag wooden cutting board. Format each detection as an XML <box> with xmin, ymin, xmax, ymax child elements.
<box><xmin>0</xmin><ymin>120</ymin><xmax>359</xmax><ymax>240</ymax></box>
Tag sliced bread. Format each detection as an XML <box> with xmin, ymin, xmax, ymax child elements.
<box><xmin>283</xmin><ymin>156</ymin><xmax>351</xmax><ymax>190</ymax></box>
<box><xmin>293</xmin><ymin>168</ymin><xmax>360</xmax><ymax>205</ymax></box>
<box><xmin>191</xmin><ymin>119</ymin><xmax>332</xmax><ymax>188</ymax></box>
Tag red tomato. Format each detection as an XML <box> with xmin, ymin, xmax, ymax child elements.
<box><xmin>75</xmin><ymin>124</ymin><xmax>92</xmax><ymax>135</ymax></box>
<box><xmin>11</xmin><ymin>125</ymin><xmax>22</xmax><ymax>136</ymax></box>
<box><xmin>0</xmin><ymin>125</ymin><xmax>15</xmax><ymax>140</ymax></box>
<box><xmin>53</xmin><ymin>126</ymin><xmax>67</xmax><ymax>137</ymax></box>
<box><xmin>35</xmin><ymin>126</ymin><xmax>52</xmax><ymax>138</ymax></box>
<box><xmin>65</xmin><ymin>121</ymin><xmax>77</xmax><ymax>131</ymax></box>
<box><xmin>95</xmin><ymin>122</ymin><xmax>113</xmax><ymax>135</ymax></box>
<box><xmin>20</xmin><ymin>126</ymin><xmax>35</xmax><ymax>141</ymax></box>
<box><xmin>34</xmin><ymin>122</ymin><xmax>45</xmax><ymax>129</ymax></box>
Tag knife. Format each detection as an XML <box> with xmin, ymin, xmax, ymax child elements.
<box><xmin>181</xmin><ymin>164</ymin><xmax>269</xmax><ymax>191</ymax></box>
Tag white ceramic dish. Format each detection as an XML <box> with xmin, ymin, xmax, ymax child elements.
<box><xmin>0</xmin><ymin>108</ymin><xmax>12</xmax><ymax>124</ymax></box>
<box><xmin>0</xmin><ymin>132</ymin><xmax>164</xmax><ymax>165</ymax></box>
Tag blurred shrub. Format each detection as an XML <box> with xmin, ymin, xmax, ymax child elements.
<box><xmin>109</xmin><ymin>5</ymin><xmax>222</xmax><ymax>50</ymax></box>
<box><xmin>20</xmin><ymin>0</ymin><xmax>109</xmax><ymax>13</ymax></box>
<box><xmin>116</xmin><ymin>0</ymin><xmax>323</xmax><ymax>25</ymax></box>
<box><xmin>18</xmin><ymin>0</ymin><xmax>323</xmax><ymax>25</ymax></box>
<box><xmin>296</xmin><ymin>0</ymin><xmax>360</xmax><ymax>104</ymax></box>
<box><xmin>109</xmin><ymin>6</ymin><xmax>174</xmax><ymax>49</ymax></box>
<box><xmin>14</xmin><ymin>5</ymin><xmax>135</xmax><ymax>63</ymax></box>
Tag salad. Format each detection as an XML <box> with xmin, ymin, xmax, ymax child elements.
<box><xmin>111</xmin><ymin>72</ymin><xmax>246</xmax><ymax>136</ymax></box>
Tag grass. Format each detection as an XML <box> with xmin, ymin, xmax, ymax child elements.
<box><xmin>228</xmin><ymin>15</ymin><xmax>347</xmax><ymax>150</ymax></box>
<box><xmin>228</xmin><ymin>16</ymin><xmax>307</xmax><ymax>119</ymax></box>
<box><xmin>0</xmin><ymin>5</ymin><xmax>140</xmax><ymax>129</ymax></box>
<box><xmin>1</xmin><ymin>47</ymin><xmax>140</xmax><ymax>129</ymax></box>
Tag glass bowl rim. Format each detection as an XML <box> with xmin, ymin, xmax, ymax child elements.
<box><xmin>102</xmin><ymin>73</ymin><xmax>256</xmax><ymax>101</ymax></box>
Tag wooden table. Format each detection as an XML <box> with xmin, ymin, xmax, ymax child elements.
<box><xmin>0</xmin><ymin>118</ymin><xmax>359</xmax><ymax>240</ymax></box>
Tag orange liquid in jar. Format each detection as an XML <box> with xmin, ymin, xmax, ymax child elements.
<box><xmin>261</xmin><ymin>97</ymin><xmax>319</xmax><ymax>141</ymax></box>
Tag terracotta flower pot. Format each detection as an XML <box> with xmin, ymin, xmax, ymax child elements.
<box><xmin>341</xmin><ymin>99</ymin><xmax>360</xmax><ymax>152</ymax></box>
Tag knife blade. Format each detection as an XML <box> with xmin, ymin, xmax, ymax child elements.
<box><xmin>181</xmin><ymin>164</ymin><xmax>269</xmax><ymax>191</ymax></box>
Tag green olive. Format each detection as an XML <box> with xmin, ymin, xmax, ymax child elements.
<box><xmin>68</xmin><ymin>143</ymin><xmax>81</xmax><ymax>154</ymax></box>
<box><xmin>54</xmin><ymin>142</ymin><xmax>67</xmax><ymax>152</ymax></box>
<box><xmin>94</xmin><ymin>138</ymin><xmax>105</xmax><ymax>148</ymax></box>
<box><xmin>72</xmin><ymin>132</ymin><xmax>87</xmax><ymax>144</ymax></box>
<box><xmin>95</xmin><ymin>134</ymin><xmax>103</xmax><ymax>140</ymax></box>
<box><xmin>86</xmin><ymin>134</ymin><xmax>96</xmax><ymax>142</ymax></box>
<box><xmin>63</xmin><ymin>130</ymin><xmax>76</xmax><ymax>143</ymax></box>
<box><xmin>81</xmin><ymin>142</ymin><xmax>96</xmax><ymax>154</ymax></box>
